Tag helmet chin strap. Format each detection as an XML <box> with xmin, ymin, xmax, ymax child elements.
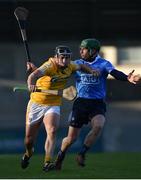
<box><xmin>81</xmin><ymin>49</ymin><xmax>98</xmax><ymax>62</ymax></box>
<box><xmin>89</xmin><ymin>49</ymin><xmax>93</xmax><ymax>56</ymax></box>
<box><xmin>88</xmin><ymin>49</ymin><xmax>98</xmax><ymax>59</ymax></box>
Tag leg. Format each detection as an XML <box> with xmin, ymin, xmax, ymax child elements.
<box><xmin>61</xmin><ymin>126</ymin><xmax>80</xmax><ymax>152</ymax></box>
<box><xmin>55</xmin><ymin>126</ymin><xmax>80</xmax><ymax>170</ymax></box>
<box><xmin>21</xmin><ymin>121</ymin><xmax>41</xmax><ymax>169</ymax></box>
<box><xmin>77</xmin><ymin>114</ymin><xmax>105</xmax><ymax>167</ymax></box>
<box><xmin>84</xmin><ymin>114</ymin><xmax>105</xmax><ymax>146</ymax></box>
<box><xmin>43</xmin><ymin>112</ymin><xmax>60</xmax><ymax>171</ymax></box>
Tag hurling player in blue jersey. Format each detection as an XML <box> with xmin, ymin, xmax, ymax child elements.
<box><xmin>54</xmin><ymin>38</ymin><xmax>140</xmax><ymax>170</ymax></box>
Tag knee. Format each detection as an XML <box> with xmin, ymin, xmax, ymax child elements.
<box><xmin>69</xmin><ymin>136</ymin><xmax>77</xmax><ymax>144</ymax></box>
<box><xmin>48</xmin><ymin>127</ymin><xmax>57</xmax><ymax>137</ymax></box>
<box><xmin>95</xmin><ymin>125</ymin><xmax>103</xmax><ymax>130</ymax></box>
<box><xmin>92</xmin><ymin>117</ymin><xmax>105</xmax><ymax>134</ymax></box>
<box><xmin>65</xmin><ymin>135</ymin><xmax>77</xmax><ymax>145</ymax></box>
<box><xmin>93</xmin><ymin>125</ymin><xmax>103</xmax><ymax>136</ymax></box>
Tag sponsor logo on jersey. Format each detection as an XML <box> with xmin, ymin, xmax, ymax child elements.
<box><xmin>80</xmin><ymin>74</ymin><xmax>99</xmax><ymax>84</ymax></box>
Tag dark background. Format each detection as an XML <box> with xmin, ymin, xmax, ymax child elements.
<box><xmin>2</xmin><ymin>0</ymin><xmax>141</xmax><ymax>42</ymax></box>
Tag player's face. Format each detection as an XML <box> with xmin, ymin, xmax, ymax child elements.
<box><xmin>57</xmin><ymin>54</ymin><xmax>71</xmax><ymax>67</ymax></box>
<box><xmin>80</xmin><ymin>47</ymin><xmax>91</xmax><ymax>59</ymax></box>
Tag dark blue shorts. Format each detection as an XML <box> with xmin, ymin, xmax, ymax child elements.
<box><xmin>69</xmin><ymin>97</ymin><xmax>106</xmax><ymax>128</ymax></box>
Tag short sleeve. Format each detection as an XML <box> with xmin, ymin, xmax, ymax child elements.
<box><xmin>38</xmin><ymin>59</ymin><xmax>55</xmax><ymax>75</ymax></box>
<box><xmin>105</xmin><ymin>61</ymin><xmax>115</xmax><ymax>73</ymax></box>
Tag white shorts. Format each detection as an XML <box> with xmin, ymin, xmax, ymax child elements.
<box><xmin>26</xmin><ymin>101</ymin><xmax>60</xmax><ymax>125</ymax></box>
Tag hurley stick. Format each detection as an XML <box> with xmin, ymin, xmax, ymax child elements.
<box><xmin>14</xmin><ymin>7</ymin><xmax>31</xmax><ymax>62</ymax></box>
<box><xmin>13</xmin><ymin>85</ymin><xmax>77</xmax><ymax>101</ymax></box>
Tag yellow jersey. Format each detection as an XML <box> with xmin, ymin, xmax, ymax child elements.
<box><xmin>30</xmin><ymin>57</ymin><xmax>78</xmax><ymax>105</ymax></box>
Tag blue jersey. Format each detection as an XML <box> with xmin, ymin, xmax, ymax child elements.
<box><xmin>74</xmin><ymin>55</ymin><xmax>115</xmax><ymax>99</ymax></box>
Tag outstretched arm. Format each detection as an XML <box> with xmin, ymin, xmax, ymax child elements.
<box><xmin>110</xmin><ymin>69</ymin><xmax>141</xmax><ymax>84</ymax></box>
<box><xmin>110</xmin><ymin>69</ymin><xmax>128</xmax><ymax>81</ymax></box>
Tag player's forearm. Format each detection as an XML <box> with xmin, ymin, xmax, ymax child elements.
<box><xmin>27</xmin><ymin>73</ymin><xmax>37</xmax><ymax>86</ymax></box>
<box><xmin>79</xmin><ymin>64</ymin><xmax>94</xmax><ymax>74</ymax></box>
<box><xmin>27</xmin><ymin>69</ymin><xmax>42</xmax><ymax>90</ymax></box>
<box><xmin>79</xmin><ymin>64</ymin><xmax>100</xmax><ymax>76</ymax></box>
<box><xmin>110</xmin><ymin>69</ymin><xmax>128</xmax><ymax>81</ymax></box>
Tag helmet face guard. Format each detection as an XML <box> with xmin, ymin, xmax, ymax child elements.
<box><xmin>55</xmin><ymin>45</ymin><xmax>72</xmax><ymax>58</ymax></box>
<box><xmin>80</xmin><ymin>38</ymin><xmax>101</xmax><ymax>53</ymax></box>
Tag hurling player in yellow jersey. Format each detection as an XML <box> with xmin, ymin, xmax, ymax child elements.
<box><xmin>21</xmin><ymin>45</ymin><xmax>100</xmax><ymax>172</ymax></box>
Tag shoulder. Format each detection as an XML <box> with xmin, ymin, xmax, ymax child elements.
<box><xmin>42</xmin><ymin>57</ymin><xmax>56</xmax><ymax>67</ymax></box>
<box><xmin>38</xmin><ymin>57</ymin><xmax>56</xmax><ymax>73</ymax></box>
<box><xmin>69</xmin><ymin>61</ymin><xmax>80</xmax><ymax>71</ymax></box>
<box><xmin>69</xmin><ymin>61</ymin><xmax>77</xmax><ymax>67</ymax></box>
<box><xmin>99</xmin><ymin>58</ymin><xmax>115</xmax><ymax>71</ymax></box>
<box><xmin>97</xmin><ymin>56</ymin><xmax>113</xmax><ymax>66</ymax></box>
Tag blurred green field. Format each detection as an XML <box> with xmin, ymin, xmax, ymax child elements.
<box><xmin>0</xmin><ymin>152</ymin><xmax>141</xmax><ymax>179</ymax></box>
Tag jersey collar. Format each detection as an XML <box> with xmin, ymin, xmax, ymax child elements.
<box><xmin>87</xmin><ymin>55</ymin><xmax>101</xmax><ymax>64</ymax></box>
